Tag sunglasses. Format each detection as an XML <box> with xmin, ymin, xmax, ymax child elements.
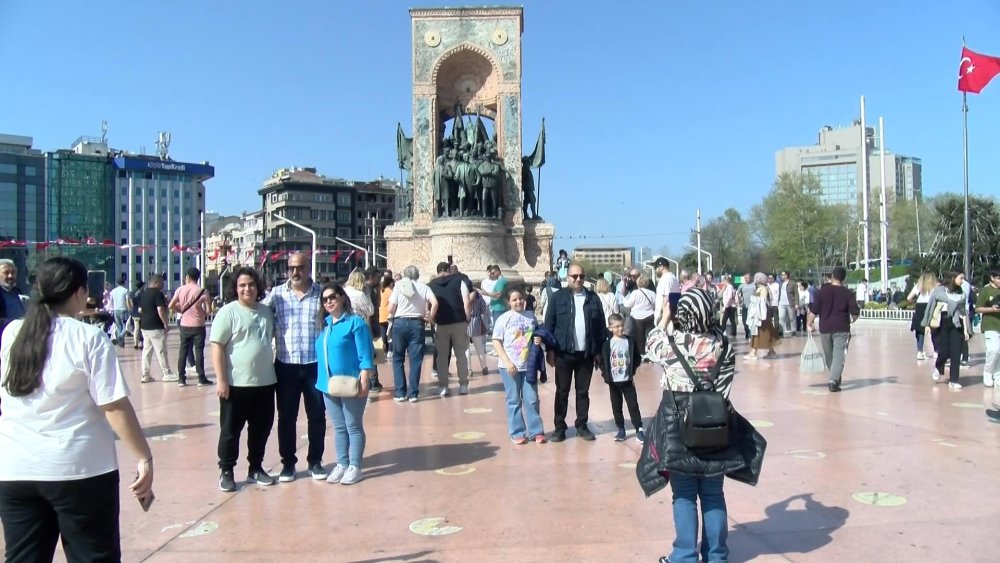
<box><xmin>568</xmin><ymin>274</ymin><xmax>584</xmax><ymax>280</ymax></box>
<box><xmin>288</xmin><ymin>265</ymin><xmax>306</xmax><ymax>271</ymax></box>
<box><xmin>322</xmin><ymin>294</ymin><xmax>341</xmax><ymax>303</ymax></box>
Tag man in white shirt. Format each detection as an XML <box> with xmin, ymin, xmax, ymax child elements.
<box><xmin>767</xmin><ymin>274</ymin><xmax>781</xmax><ymax>335</ymax></box>
<box><xmin>653</xmin><ymin>258</ymin><xmax>680</xmax><ymax>323</ymax></box>
<box><xmin>855</xmin><ymin>279</ymin><xmax>869</xmax><ymax>311</ymax></box>
<box><xmin>720</xmin><ymin>275</ymin><xmax>738</xmax><ymax>337</ymax></box>
<box><xmin>107</xmin><ymin>278</ymin><xmax>130</xmax><ymax>347</ymax></box>
<box><xmin>388</xmin><ymin>265</ymin><xmax>439</xmax><ymax>402</ymax></box>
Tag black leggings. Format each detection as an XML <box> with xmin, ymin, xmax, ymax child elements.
<box><xmin>935</xmin><ymin>317</ymin><xmax>965</xmax><ymax>383</ymax></box>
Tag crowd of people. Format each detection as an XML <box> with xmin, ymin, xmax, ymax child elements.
<box><xmin>1</xmin><ymin>251</ymin><xmax>999</xmax><ymax>562</ymax></box>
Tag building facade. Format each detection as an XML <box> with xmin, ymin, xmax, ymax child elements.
<box><xmin>114</xmin><ymin>155</ymin><xmax>214</xmax><ymax>291</ymax></box>
<box><xmin>776</xmin><ymin>123</ymin><xmax>922</xmax><ymax>211</ymax></box>
<box><xmin>572</xmin><ymin>245</ymin><xmax>635</xmax><ymax>270</ymax></box>
<box><xmin>355</xmin><ymin>179</ymin><xmax>399</xmax><ymax>270</ymax></box>
<box><xmin>259</xmin><ymin>168</ymin><xmax>358</xmax><ymax>283</ymax></box>
<box><xmin>0</xmin><ymin>134</ymin><xmax>45</xmax><ymax>288</ymax></box>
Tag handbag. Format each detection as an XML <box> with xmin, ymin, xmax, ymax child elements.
<box><xmin>667</xmin><ymin>338</ymin><xmax>730</xmax><ymax>450</ymax></box>
<box><xmin>929</xmin><ymin>301</ymin><xmax>946</xmax><ymax>329</ymax></box>
<box><xmin>322</xmin><ymin>329</ymin><xmax>360</xmax><ymax>398</ymax></box>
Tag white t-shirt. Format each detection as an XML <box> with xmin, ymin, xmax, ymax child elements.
<box><xmin>767</xmin><ymin>282</ymin><xmax>780</xmax><ymax>305</ymax></box>
<box><xmin>491</xmin><ymin>310</ymin><xmax>536</xmax><ymax>372</ymax></box>
<box><xmin>908</xmin><ymin>286</ymin><xmax>931</xmax><ymax>304</ymax></box>
<box><xmin>656</xmin><ymin>271</ymin><xmax>676</xmax><ymax>319</ymax></box>
<box><xmin>856</xmin><ymin>283</ymin><xmax>868</xmax><ymax>302</ymax></box>
<box><xmin>573</xmin><ymin>290</ymin><xmax>587</xmax><ymax>352</ymax></box>
<box><xmin>609</xmin><ymin>336</ymin><xmax>631</xmax><ymax>382</ymax></box>
<box><xmin>108</xmin><ymin>285</ymin><xmax>129</xmax><ymax>310</ymax></box>
<box><xmin>481</xmin><ymin>278</ymin><xmax>497</xmax><ymax>308</ymax></box>
<box><xmin>388</xmin><ymin>279</ymin><xmax>435</xmax><ymax>319</ymax></box>
<box><xmin>624</xmin><ymin>288</ymin><xmax>656</xmax><ymax>320</ymax></box>
<box><xmin>0</xmin><ymin>317</ymin><xmax>129</xmax><ymax>481</ymax></box>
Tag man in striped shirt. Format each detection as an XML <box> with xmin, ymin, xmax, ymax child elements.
<box><xmin>262</xmin><ymin>253</ymin><xmax>327</xmax><ymax>482</ymax></box>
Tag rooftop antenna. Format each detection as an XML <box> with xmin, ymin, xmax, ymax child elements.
<box><xmin>100</xmin><ymin>120</ymin><xmax>108</xmax><ymax>145</ymax></box>
<box><xmin>155</xmin><ymin>131</ymin><xmax>172</xmax><ymax>160</ymax></box>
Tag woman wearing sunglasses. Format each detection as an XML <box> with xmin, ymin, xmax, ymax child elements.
<box><xmin>315</xmin><ymin>282</ymin><xmax>374</xmax><ymax>485</ymax></box>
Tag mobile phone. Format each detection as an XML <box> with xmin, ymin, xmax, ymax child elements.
<box><xmin>138</xmin><ymin>491</ymin><xmax>155</xmax><ymax>512</ymax></box>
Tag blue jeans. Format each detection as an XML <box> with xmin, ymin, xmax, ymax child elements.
<box><xmin>112</xmin><ymin>310</ymin><xmax>129</xmax><ymax>341</ymax></box>
<box><xmin>669</xmin><ymin>474</ymin><xmax>728</xmax><ymax>563</ymax></box>
<box><xmin>323</xmin><ymin>394</ymin><xmax>366</xmax><ymax>468</ymax></box>
<box><xmin>391</xmin><ymin>318</ymin><xmax>425</xmax><ymax>399</ymax></box>
<box><xmin>499</xmin><ymin>368</ymin><xmax>544</xmax><ymax>439</ymax></box>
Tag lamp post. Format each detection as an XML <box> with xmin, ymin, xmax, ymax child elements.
<box><xmin>272</xmin><ymin>212</ymin><xmax>317</xmax><ymax>282</ymax></box>
<box><xmin>685</xmin><ymin>244</ymin><xmax>713</xmax><ymax>272</ymax></box>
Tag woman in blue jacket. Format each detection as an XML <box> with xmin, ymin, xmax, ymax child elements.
<box><xmin>315</xmin><ymin>282</ymin><xmax>374</xmax><ymax>485</ymax></box>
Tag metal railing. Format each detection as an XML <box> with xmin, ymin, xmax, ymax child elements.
<box><xmin>858</xmin><ymin>308</ymin><xmax>913</xmax><ymax>322</ymax></box>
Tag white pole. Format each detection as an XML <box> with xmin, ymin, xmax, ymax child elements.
<box><xmin>878</xmin><ymin>116</ymin><xmax>889</xmax><ymax>292</ymax></box>
<box><xmin>915</xmin><ymin>197</ymin><xmax>922</xmax><ymax>256</ymax></box>
<box><xmin>696</xmin><ymin>208</ymin><xmax>702</xmax><ymax>275</ymax></box>
<box><xmin>273</xmin><ymin>213</ymin><xmax>318</xmax><ymax>282</ymax></box>
<box><xmin>860</xmin><ymin>96</ymin><xmax>871</xmax><ymax>285</ymax></box>
<box><xmin>200</xmin><ymin>210</ymin><xmax>206</xmax><ymax>289</ymax></box>
<box><xmin>127</xmin><ymin>177</ymin><xmax>134</xmax><ymax>288</ymax></box>
<box><xmin>369</xmin><ymin>213</ymin><xmax>375</xmax><ymax>270</ymax></box>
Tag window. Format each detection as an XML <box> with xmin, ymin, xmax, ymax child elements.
<box><xmin>121</xmin><ymin>256</ymin><xmax>127</xmax><ymax>264</ymax></box>
<box><xmin>336</xmin><ymin>210</ymin><xmax>351</xmax><ymax>223</ymax></box>
<box><xmin>0</xmin><ymin>164</ymin><xmax>16</xmax><ymax>174</ymax></box>
<box><xmin>121</xmin><ymin>221</ymin><xmax>127</xmax><ymax>229</ymax></box>
<box><xmin>336</xmin><ymin>193</ymin><xmax>351</xmax><ymax>206</ymax></box>
<box><xmin>24</xmin><ymin>166</ymin><xmax>37</xmax><ymax>176</ymax></box>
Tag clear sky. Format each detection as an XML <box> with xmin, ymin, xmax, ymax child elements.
<box><xmin>2</xmin><ymin>1</ymin><xmax>998</xmax><ymax>257</ymax></box>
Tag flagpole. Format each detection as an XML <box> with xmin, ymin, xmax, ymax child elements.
<box><xmin>860</xmin><ymin>96</ymin><xmax>871</xmax><ymax>284</ymax></box>
<box><xmin>536</xmin><ymin>165</ymin><xmax>542</xmax><ymax>216</ymax></box>
<box><xmin>878</xmin><ymin>116</ymin><xmax>889</xmax><ymax>292</ymax></box>
<box><xmin>963</xmin><ymin>91</ymin><xmax>970</xmax><ymax>279</ymax></box>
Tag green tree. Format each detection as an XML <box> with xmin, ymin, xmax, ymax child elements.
<box><xmin>887</xmin><ymin>197</ymin><xmax>938</xmax><ymax>260</ymax></box>
<box><xmin>750</xmin><ymin>172</ymin><xmax>849</xmax><ymax>274</ymax></box>
<box><xmin>689</xmin><ymin>208</ymin><xmax>752</xmax><ymax>274</ymax></box>
<box><xmin>914</xmin><ymin>194</ymin><xmax>1000</xmax><ymax>283</ymax></box>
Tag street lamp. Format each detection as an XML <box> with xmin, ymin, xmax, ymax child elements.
<box><xmin>685</xmin><ymin>244</ymin><xmax>713</xmax><ymax>272</ymax></box>
<box><xmin>272</xmin><ymin>212</ymin><xmax>317</xmax><ymax>282</ymax></box>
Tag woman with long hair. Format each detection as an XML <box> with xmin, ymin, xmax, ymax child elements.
<box><xmin>922</xmin><ymin>271</ymin><xmax>969</xmax><ymax>390</ymax></box>
<box><xmin>344</xmin><ymin>269</ymin><xmax>375</xmax><ymax>321</ymax></box>
<box><xmin>908</xmin><ymin>272</ymin><xmax>939</xmax><ymax>360</ymax></box>
<box><xmin>315</xmin><ymin>282</ymin><xmax>374</xmax><ymax>485</ymax></box>
<box><xmin>623</xmin><ymin>274</ymin><xmax>657</xmax><ymax>358</ymax></box>
<box><xmin>595</xmin><ymin>277</ymin><xmax>619</xmax><ymax>325</ymax></box>
<box><xmin>0</xmin><ymin>257</ymin><xmax>154</xmax><ymax>561</ymax></box>
<box><xmin>379</xmin><ymin>275</ymin><xmax>394</xmax><ymax>358</ymax></box>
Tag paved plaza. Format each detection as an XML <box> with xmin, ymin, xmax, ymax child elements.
<box><xmin>7</xmin><ymin>321</ymin><xmax>999</xmax><ymax>562</ymax></box>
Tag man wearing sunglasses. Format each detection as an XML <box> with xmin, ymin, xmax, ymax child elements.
<box><xmin>262</xmin><ymin>253</ymin><xmax>327</xmax><ymax>482</ymax></box>
<box><xmin>543</xmin><ymin>264</ymin><xmax>607</xmax><ymax>442</ymax></box>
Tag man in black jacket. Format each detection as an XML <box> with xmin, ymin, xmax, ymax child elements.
<box><xmin>543</xmin><ymin>263</ymin><xmax>607</xmax><ymax>442</ymax></box>
<box><xmin>0</xmin><ymin>258</ymin><xmax>26</xmax><ymax>335</ymax></box>
<box><xmin>429</xmin><ymin>262</ymin><xmax>472</xmax><ymax>396</ymax></box>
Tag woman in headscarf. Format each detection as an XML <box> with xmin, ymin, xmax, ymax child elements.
<box><xmin>645</xmin><ymin>288</ymin><xmax>736</xmax><ymax>563</ymax></box>
<box><xmin>744</xmin><ymin>272</ymin><xmax>779</xmax><ymax>360</ymax></box>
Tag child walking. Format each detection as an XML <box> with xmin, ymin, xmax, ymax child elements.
<box><xmin>601</xmin><ymin>313</ymin><xmax>645</xmax><ymax>443</ymax></box>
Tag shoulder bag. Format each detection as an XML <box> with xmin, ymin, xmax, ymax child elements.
<box><xmin>928</xmin><ymin>301</ymin><xmax>946</xmax><ymax>329</ymax></box>
<box><xmin>668</xmin><ymin>337</ymin><xmax>730</xmax><ymax>450</ymax></box>
<box><xmin>322</xmin><ymin>328</ymin><xmax>360</xmax><ymax>398</ymax></box>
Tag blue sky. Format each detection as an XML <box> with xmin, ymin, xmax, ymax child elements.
<box><xmin>2</xmin><ymin>1</ymin><xmax>998</xmax><ymax>256</ymax></box>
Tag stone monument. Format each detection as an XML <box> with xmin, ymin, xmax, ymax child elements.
<box><xmin>385</xmin><ymin>6</ymin><xmax>554</xmax><ymax>283</ymax></box>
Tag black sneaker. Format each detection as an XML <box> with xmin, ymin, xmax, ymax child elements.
<box><xmin>247</xmin><ymin>469</ymin><xmax>275</xmax><ymax>486</ymax></box>
<box><xmin>576</xmin><ymin>426</ymin><xmax>596</xmax><ymax>441</ymax></box>
<box><xmin>278</xmin><ymin>465</ymin><xmax>296</xmax><ymax>483</ymax></box>
<box><xmin>613</xmin><ymin>428</ymin><xmax>626</xmax><ymax>441</ymax></box>
<box><xmin>308</xmin><ymin>463</ymin><xmax>328</xmax><ymax>480</ymax></box>
<box><xmin>828</xmin><ymin>382</ymin><xmax>841</xmax><ymax>393</ymax></box>
<box><xmin>197</xmin><ymin>378</ymin><xmax>213</xmax><ymax>387</ymax></box>
<box><xmin>369</xmin><ymin>374</ymin><xmax>383</xmax><ymax>393</ymax></box>
<box><xmin>219</xmin><ymin>470</ymin><xmax>236</xmax><ymax>492</ymax></box>
<box><xmin>987</xmin><ymin>408</ymin><xmax>1000</xmax><ymax>424</ymax></box>
<box><xmin>549</xmin><ymin>428</ymin><xmax>566</xmax><ymax>442</ymax></box>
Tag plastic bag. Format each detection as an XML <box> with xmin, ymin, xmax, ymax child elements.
<box><xmin>799</xmin><ymin>333</ymin><xmax>826</xmax><ymax>374</ymax></box>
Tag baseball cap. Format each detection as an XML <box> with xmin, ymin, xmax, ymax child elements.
<box><xmin>652</xmin><ymin>257</ymin><xmax>670</xmax><ymax>268</ymax></box>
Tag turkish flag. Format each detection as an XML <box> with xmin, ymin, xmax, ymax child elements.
<box><xmin>958</xmin><ymin>47</ymin><xmax>1000</xmax><ymax>94</ymax></box>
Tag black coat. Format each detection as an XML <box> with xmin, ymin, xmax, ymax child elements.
<box><xmin>0</xmin><ymin>286</ymin><xmax>25</xmax><ymax>334</ymax></box>
<box><xmin>636</xmin><ymin>390</ymin><xmax>767</xmax><ymax>498</ymax></box>
<box><xmin>543</xmin><ymin>288</ymin><xmax>606</xmax><ymax>358</ymax></box>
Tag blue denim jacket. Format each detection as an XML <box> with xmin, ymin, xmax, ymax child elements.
<box><xmin>524</xmin><ymin>325</ymin><xmax>557</xmax><ymax>384</ymax></box>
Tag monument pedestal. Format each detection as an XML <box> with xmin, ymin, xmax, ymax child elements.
<box><xmin>385</xmin><ymin>219</ymin><xmax>553</xmax><ymax>284</ymax></box>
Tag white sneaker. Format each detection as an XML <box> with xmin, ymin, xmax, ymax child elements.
<box><xmin>458</xmin><ymin>384</ymin><xmax>469</xmax><ymax>395</ymax></box>
<box><xmin>326</xmin><ymin>464</ymin><xmax>346</xmax><ymax>484</ymax></box>
<box><xmin>162</xmin><ymin>373</ymin><xmax>179</xmax><ymax>382</ymax></box>
<box><xmin>949</xmin><ymin>382</ymin><xmax>963</xmax><ymax>390</ymax></box>
<box><xmin>439</xmin><ymin>386</ymin><xmax>450</xmax><ymax>397</ymax></box>
<box><xmin>432</xmin><ymin>370</ymin><xmax>439</xmax><ymax>378</ymax></box>
<box><xmin>340</xmin><ymin>465</ymin><xmax>362</xmax><ymax>485</ymax></box>
<box><xmin>917</xmin><ymin>352</ymin><xmax>926</xmax><ymax>360</ymax></box>
<box><xmin>931</xmin><ymin>369</ymin><xmax>941</xmax><ymax>383</ymax></box>
<box><xmin>984</xmin><ymin>374</ymin><xmax>994</xmax><ymax>387</ymax></box>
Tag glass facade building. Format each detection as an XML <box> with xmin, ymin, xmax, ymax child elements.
<box><xmin>0</xmin><ymin>134</ymin><xmax>46</xmax><ymax>288</ymax></box>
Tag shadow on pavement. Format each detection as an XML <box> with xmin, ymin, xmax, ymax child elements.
<box><xmin>349</xmin><ymin>551</ymin><xmax>438</xmax><ymax>563</ymax></box>
<box><xmin>728</xmin><ymin>493</ymin><xmax>849</xmax><ymax>560</ymax></box>
<box><xmin>363</xmin><ymin>442</ymin><xmax>499</xmax><ymax>480</ymax></box>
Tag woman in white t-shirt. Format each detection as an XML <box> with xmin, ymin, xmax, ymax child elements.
<box><xmin>0</xmin><ymin>257</ymin><xmax>154</xmax><ymax>562</ymax></box>
<box><xmin>595</xmin><ymin>277</ymin><xmax>618</xmax><ymax>325</ymax></box>
<box><xmin>908</xmin><ymin>272</ymin><xmax>939</xmax><ymax>360</ymax></box>
<box><xmin>623</xmin><ymin>275</ymin><xmax>657</xmax><ymax>360</ymax></box>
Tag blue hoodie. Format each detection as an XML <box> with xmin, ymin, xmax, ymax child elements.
<box><xmin>315</xmin><ymin>313</ymin><xmax>374</xmax><ymax>395</ymax></box>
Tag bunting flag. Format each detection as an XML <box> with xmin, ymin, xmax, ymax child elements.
<box><xmin>208</xmin><ymin>249</ymin><xmax>220</xmax><ymax>261</ymax></box>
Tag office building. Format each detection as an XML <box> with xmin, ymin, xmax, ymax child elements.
<box><xmin>0</xmin><ymin>134</ymin><xmax>45</xmax><ymax>288</ymax></box>
<box><xmin>115</xmin><ymin>154</ymin><xmax>214</xmax><ymax>290</ymax></box>
<box><xmin>572</xmin><ymin>245</ymin><xmax>635</xmax><ymax>269</ymax></box>
<box><xmin>775</xmin><ymin>123</ymin><xmax>922</xmax><ymax>210</ymax></box>
<box><xmin>259</xmin><ymin>167</ymin><xmax>358</xmax><ymax>281</ymax></box>
<box><xmin>355</xmin><ymin>179</ymin><xmax>399</xmax><ymax>269</ymax></box>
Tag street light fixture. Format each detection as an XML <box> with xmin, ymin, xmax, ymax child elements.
<box><xmin>272</xmin><ymin>212</ymin><xmax>317</xmax><ymax>282</ymax></box>
<box><xmin>685</xmin><ymin>244</ymin><xmax>713</xmax><ymax>272</ymax></box>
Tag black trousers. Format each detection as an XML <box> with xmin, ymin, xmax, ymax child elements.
<box><xmin>608</xmin><ymin>380</ymin><xmax>642</xmax><ymax>430</ymax></box>
<box><xmin>721</xmin><ymin>306</ymin><xmax>738</xmax><ymax>337</ymax></box>
<box><xmin>218</xmin><ymin>384</ymin><xmax>276</xmax><ymax>472</ymax></box>
<box><xmin>177</xmin><ymin>326</ymin><xmax>206</xmax><ymax>382</ymax></box>
<box><xmin>274</xmin><ymin>361</ymin><xmax>326</xmax><ymax>467</ymax></box>
<box><xmin>741</xmin><ymin>306</ymin><xmax>750</xmax><ymax>339</ymax></box>
<box><xmin>0</xmin><ymin>471</ymin><xmax>120</xmax><ymax>563</ymax></box>
<box><xmin>553</xmin><ymin>352</ymin><xmax>594</xmax><ymax>431</ymax></box>
<box><xmin>934</xmin><ymin>317</ymin><xmax>964</xmax><ymax>384</ymax></box>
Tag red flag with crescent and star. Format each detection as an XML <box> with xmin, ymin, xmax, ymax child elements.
<box><xmin>958</xmin><ymin>47</ymin><xmax>1000</xmax><ymax>94</ymax></box>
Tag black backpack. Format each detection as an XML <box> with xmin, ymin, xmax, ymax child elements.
<box><xmin>668</xmin><ymin>338</ymin><xmax>730</xmax><ymax>449</ymax></box>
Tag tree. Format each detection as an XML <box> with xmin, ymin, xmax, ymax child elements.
<box><xmin>689</xmin><ymin>208</ymin><xmax>752</xmax><ymax>274</ymax></box>
<box><xmin>887</xmin><ymin>197</ymin><xmax>939</xmax><ymax>260</ymax></box>
<box><xmin>914</xmin><ymin>194</ymin><xmax>1000</xmax><ymax>283</ymax></box>
<box><xmin>751</xmin><ymin>172</ymin><xmax>850</xmax><ymax>274</ymax></box>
